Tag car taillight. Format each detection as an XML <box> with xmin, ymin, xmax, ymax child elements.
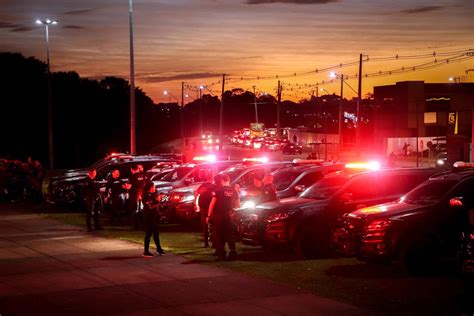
<box><xmin>362</xmin><ymin>220</ymin><xmax>391</xmax><ymax>244</ymax></box>
<box><xmin>171</xmin><ymin>194</ymin><xmax>182</xmax><ymax>202</ymax></box>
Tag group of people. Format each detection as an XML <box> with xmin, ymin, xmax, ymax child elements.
<box><xmin>196</xmin><ymin>171</ymin><xmax>277</xmax><ymax>261</ymax></box>
<box><xmin>0</xmin><ymin>157</ymin><xmax>44</xmax><ymax>203</ymax></box>
<box><xmin>83</xmin><ymin>164</ymin><xmax>165</xmax><ymax>257</ymax></box>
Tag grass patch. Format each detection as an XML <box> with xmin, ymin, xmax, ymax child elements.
<box><xmin>42</xmin><ymin>212</ymin><xmax>464</xmax><ymax>315</ymax></box>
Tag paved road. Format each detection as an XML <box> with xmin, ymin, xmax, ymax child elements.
<box><xmin>0</xmin><ymin>204</ymin><xmax>366</xmax><ymax>316</ymax></box>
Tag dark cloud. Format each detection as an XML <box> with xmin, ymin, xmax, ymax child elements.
<box><xmin>0</xmin><ymin>22</ymin><xmax>21</xmax><ymax>29</ymax></box>
<box><xmin>63</xmin><ymin>25</ymin><xmax>86</xmax><ymax>30</ymax></box>
<box><xmin>245</xmin><ymin>0</ymin><xmax>338</xmax><ymax>4</ymax></box>
<box><xmin>63</xmin><ymin>8</ymin><xmax>96</xmax><ymax>15</ymax></box>
<box><xmin>11</xmin><ymin>26</ymin><xmax>34</xmax><ymax>32</ymax></box>
<box><xmin>399</xmin><ymin>6</ymin><xmax>445</xmax><ymax>14</ymax></box>
<box><xmin>139</xmin><ymin>72</ymin><xmax>221</xmax><ymax>83</ymax></box>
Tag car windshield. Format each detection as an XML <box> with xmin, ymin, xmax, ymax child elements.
<box><xmin>401</xmin><ymin>180</ymin><xmax>457</xmax><ymax>205</ymax></box>
<box><xmin>272</xmin><ymin>170</ymin><xmax>300</xmax><ymax>191</ymax></box>
<box><xmin>161</xmin><ymin>167</ymin><xmax>193</xmax><ymax>181</ymax></box>
<box><xmin>300</xmin><ymin>175</ymin><xmax>349</xmax><ymax>200</ymax></box>
<box><xmin>150</xmin><ymin>171</ymin><xmax>171</xmax><ymax>181</ymax></box>
<box><xmin>221</xmin><ymin>168</ymin><xmax>247</xmax><ymax>183</ymax></box>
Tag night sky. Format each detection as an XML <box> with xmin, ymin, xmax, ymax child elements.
<box><xmin>0</xmin><ymin>0</ymin><xmax>472</xmax><ymax>101</ymax></box>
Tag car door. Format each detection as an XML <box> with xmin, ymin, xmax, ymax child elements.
<box><xmin>333</xmin><ymin>174</ymin><xmax>381</xmax><ymax>216</ymax></box>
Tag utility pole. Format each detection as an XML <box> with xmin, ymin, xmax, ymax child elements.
<box><xmin>277</xmin><ymin>80</ymin><xmax>282</xmax><ymax>139</ymax></box>
<box><xmin>129</xmin><ymin>0</ymin><xmax>136</xmax><ymax>155</ymax></box>
<box><xmin>253</xmin><ymin>85</ymin><xmax>259</xmax><ymax>123</ymax></box>
<box><xmin>199</xmin><ymin>87</ymin><xmax>203</xmax><ymax>136</ymax></box>
<box><xmin>219</xmin><ymin>74</ymin><xmax>225</xmax><ymax>150</ymax></box>
<box><xmin>356</xmin><ymin>53</ymin><xmax>363</xmax><ymax>151</ymax></box>
<box><xmin>339</xmin><ymin>74</ymin><xmax>344</xmax><ymax>156</ymax></box>
<box><xmin>181</xmin><ymin>81</ymin><xmax>185</xmax><ymax>147</ymax></box>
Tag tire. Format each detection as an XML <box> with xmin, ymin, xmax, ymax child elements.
<box><xmin>294</xmin><ymin>224</ymin><xmax>331</xmax><ymax>259</ymax></box>
<box><xmin>400</xmin><ymin>236</ymin><xmax>439</xmax><ymax>275</ymax></box>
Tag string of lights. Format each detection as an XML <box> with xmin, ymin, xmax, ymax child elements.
<box><xmin>181</xmin><ymin>48</ymin><xmax>473</xmax><ymax>99</ymax></box>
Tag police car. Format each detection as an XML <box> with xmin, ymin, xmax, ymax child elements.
<box><xmin>237</xmin><ymin>162</ymin><xmax>437</xmax><ymax>258</ymax></box>
<box><xmin>335</xmin><ymin>162</ymin><xmax>474</xmax><ymax>274</ymax></box>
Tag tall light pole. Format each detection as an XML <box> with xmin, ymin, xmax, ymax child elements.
<box><xmin>329</xmin><ymin>72</ymin><xmax>345</xmax><ymax>155</ymax></box>
<box><xmin>36</xmin><ymin>18</ymin><xmax>57</xmax><ymax>169</ymax></box>
<box><xmin>129</xmin><ymin>0</ymin><xmax>136</xmax><ymax>155</ymax></box>
<box><xmin>199</xmin><ymin>85</ymin><xmax>204</xmax><ymax>136</ymax></box>
<box><xmin>252</xmin><ymin>86</ymin><xmax>259</xmax><ymax>123</ymax></box>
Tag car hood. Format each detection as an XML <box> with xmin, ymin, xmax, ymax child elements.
<box><xmin>253</xmin><ymin>196</ymin><xmax>324</xmax><ymax>213</ymax></box>
<box><xmin>349</xmin><ymin>201</ymin><xmax>429</xmax><ymax>221</ymax></box>
<box><xmin>52</xmin><ymin>175</ymin><xmax>87</xmax><ymax>185</ymax></box>
<box><xmin>170</xmin><ymin>183</ymin><xmax>202</xmax><ymax>194</ymax></box>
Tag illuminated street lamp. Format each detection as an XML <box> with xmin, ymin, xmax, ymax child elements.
<box><xmin>36</xmin><ymin>18</ymin><xmax>58</xmax><ymax>169</ymax></box>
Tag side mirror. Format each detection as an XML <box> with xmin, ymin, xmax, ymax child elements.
<box><xmin>449</xmin><ymin>197</ymin><xmax>464</xmax><ymax>208</ymax></box>
<box><xmin>340</xmin><ymin>192</ymin><xmax>353</xmax><ymax>203</ymax></box>
<box><xmin>294</xmin><ymin>185</ymin><xmax>306</xmax><ymax>192</ymax></box>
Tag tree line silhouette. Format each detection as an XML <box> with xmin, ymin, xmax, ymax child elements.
<box><xmin>0</xmin><ymin>52</ymin><xmax>371</xmax><ymax>168</ymax></box>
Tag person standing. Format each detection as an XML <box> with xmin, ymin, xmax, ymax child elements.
<box><xmin>195</xmin><ymin>171</ymin><xmax>217</xmax><ymax>248</ymax></box>
<box><xmin>207</xmin><ymin>174</ymin><xmax>240</xmax><ymax>261</ymax></box>
<box><xmin>260</xmin><ymin>174</ymin><xmax>278</xmax><ymax>204</ymax></box>
<box><xmin>106</xmin><ymin>169</ymin><xmax>126</xmax><ymax>225</ymax></box>
<box><xmin>129</xmin><ymin>164</ymin><xmax>147</xmax><ymax>230</ymax></box>
<box><xmin>142</xmin><ymin>181</ymin><xmax>165</xmax><ymax>257</ymax></box>
<box><xmin>84</xmin><ymin>169</ymin><xmax>102</xmax><ymax>232</ymax></box>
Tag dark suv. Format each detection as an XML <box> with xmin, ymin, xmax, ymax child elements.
<box><xmin>48</xmin><ymin>156</ymin><xmax>178</xmax><ymax>205</ymax></box>
<box><xmin>237</xmin><ymin>167</ymin><xmax>437</xmax><ymax>258</ymax></box>
<box><xmin>335</xmin><ymin>167</ymin><xmax>474</xmax><ymax>273</ymax></box>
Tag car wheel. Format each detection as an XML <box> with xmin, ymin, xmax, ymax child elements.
<box><xmin>400</xmin><ymin>236</ymin><xmax>439</xmax><ymax>275</ymax></box>
<box><xmin>294</xmin><ymin>225</ymin><xmax>331</xmax><ymax>259</ymax></box>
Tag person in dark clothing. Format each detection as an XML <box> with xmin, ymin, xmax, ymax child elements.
<box><xmin>105</xmin><ymin>169</ymin><xmax>126</xmax><ymax>225</ymax></box>
<box><xmin>207</xmin><ymin>174</ymin><xmax>240</xmax><ymax>261</ymax></box>
<box><xmin>142</xmin><ymin>181</ymin><xmax>165</xmax><ymax>257</ymax></box>
<box><xmin>195</xmin><ymin>171</ymin><xmax>217</xmax><ymax>248</ymax></box>
<box><xmin>128</xmin><ymin>164</ymin><xmax>147</xmax><ymax>230</ymax></box>
<box><xmin>84</xmin><ymin>169</ymin><xmax>102</xmax><ymax>232</ymax></box>
<box><xmin>260</xmin><ymin>174</ymin><xmax>278</xmax><ymax>204</ymax></box>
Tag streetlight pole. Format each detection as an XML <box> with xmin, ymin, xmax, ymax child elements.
<box><xmin>339</xmin><ymin>74</ymin><xmax>344</xmax><ymax>155</ymax></box>
<box><xmin>253</xmin><ymin>85</ymin><xmax>259</xmax><ymax>123</ymax></box>
<box><xmin>129</xmin><ymin>0</ymin><xmax>136</xmax><ymax>155</ymax></box>
<box><xmin>36</xmin><ymin>18</ymin><xmax>57</xmax><ymax>169</ymax></box>
<box><xmin>199</xmin><ymin>85</ymin><xmax>204</xmax><ymax>136</ymax></box>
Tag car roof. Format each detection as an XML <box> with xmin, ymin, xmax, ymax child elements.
<box><xmin>429</xmin><ymin>168</ymin><xmax>474</xmax><ymax>181</ymax></box>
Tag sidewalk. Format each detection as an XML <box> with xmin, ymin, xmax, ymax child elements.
<box><xmin>0</xmin><ymin>206</ymin><xmax>366</xmax><ymax>316</ymax></box>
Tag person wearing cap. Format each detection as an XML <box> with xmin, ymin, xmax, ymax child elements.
<box><xmin>260</xmin><ymin>174</ymin><xmax>278</xmax><ymax>204</ymax></box>
<box><xmin>207</xmin><ymin>174</ymin><xmax>240</xmax><ymax>261</ymax></box>
<box><xmin>83</xmin><ymin>168</ymin><xmax>102</xmax><ymax>232</ymax></box>
<box><xmin>195</xmin><ymin>171</ymin><xmax>217</xmax><ymax>248</ymax></box>
<box><xmin>142</xmin><ymin>181</ymin><xmax>165</xmax><ymax>257</ymax></box>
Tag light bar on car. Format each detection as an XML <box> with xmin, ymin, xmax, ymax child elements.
<box><xmin>453</xmin><ymin>161</ymin><xmax>474</xmax><ymax>168</ymax></box>
<box><xmin>292</xmin><ymin>159</ymin><xmax>324</xmax><ymax>164</ymax></box>
<box><xmin>193</xmin><ymin>155</ymin><xmax>217</xmax><ymax>162</ymax></box>
<box><xmin>243</xmin><ymin>157</ymin><xmax>269</xmax><ymax>163</ymax></box>
<box><xmin>345</xmin><ymin>161</ymin><xmax>381</xmax><ymax>171</ymax></box>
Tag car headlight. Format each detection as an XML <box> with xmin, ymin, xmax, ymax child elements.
<box><xmin>241</xmin><ymin>200</ymin><xmax>256</xmax><ymax>209</ymax></box>
<box><xmin>181</xmin><ymin>194</ymin><xmax>195</xmax><ymax>203</ymax></box>
<box><xmin>265</xmin><ymin>210</ymin><xmax>299</xmax><ymax>223</ymax></box>
<box><xmin>437</xmin><ymin>159</ymin><xmax>445</xmax><ymax>165</ymax></box>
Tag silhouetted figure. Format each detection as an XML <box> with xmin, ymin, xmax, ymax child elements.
<box><xmin>196</xmin><ymin>171</ymin><xmax>217</xmax><ymax>248</ymax></box>
<box><xmin>142</xmin><ymin>181</ymin><xmax>165</xmax><ymax>257</ymax></box>
<box><xmin>84</xmin><ymin>169</ymin><xmax>102</xmax><ymax>232</ymax></box>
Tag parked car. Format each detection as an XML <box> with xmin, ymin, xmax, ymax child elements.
<box><xmin>162</xmin><ymin>161</ymin><xmax>296</xmax><ymax>222</ymax></box>
<box><xmin>152</xmin><ymin>160</ymin><xmax>238</xmax><ymax>193</ymax></box>
<box><xmin>281</xmin><ymin>142</ymin><xmax>303</xmax><ymax>155</ymax></box>
<box><xmin>237</xmin><ymin>166</ymin><xmax>438</xmax><ymax>258</ymax></box>
<box><xmin>47</xmin><ymin>156</ymin><xmax>178</xmax><ymax>206</ymax></box>
<box><xmin>334</xmin><ymin>163</ymin><xmax>474</xmax><ymax>273</ymax></box>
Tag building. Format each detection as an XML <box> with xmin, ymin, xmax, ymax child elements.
<box><xmin>373</xmin><ymin>81</ymin><xmax>474</xmax><ymax>162</ymax></box>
